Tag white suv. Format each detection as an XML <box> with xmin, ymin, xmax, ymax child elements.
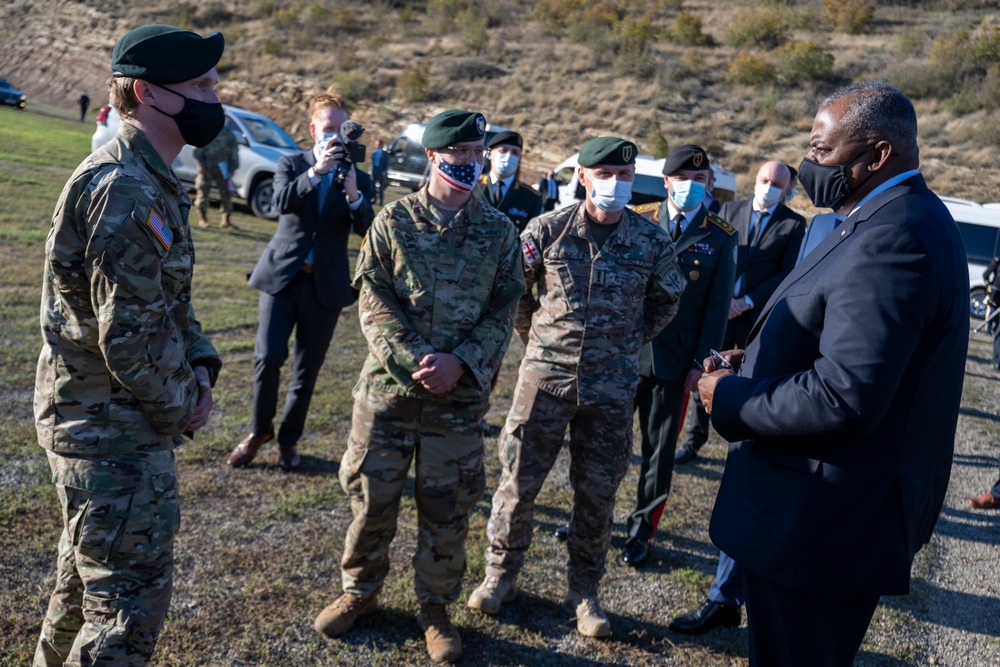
<box><xmin>91</xmin><ymin>104</ymin><xmax>301</xmax><ymax>219</ymax></box>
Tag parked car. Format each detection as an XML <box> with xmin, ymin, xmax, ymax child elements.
<box><xmin>0</xmin><ymin>78</ymin><xmax>26</xmax><ymax>109</ymax></box>
<box><xmin>385</xmin><ymin>121</ymin><xmax>511</xmax><ymax>191</ymax></box>
<box><xmin>939</xmin><ymin>196</ymin><xmax>1000</xmax><ymax>318</ymax></box>
<box><xmin>91</xmin><ymin>104</ymin><xmax>301</xmax><ymax>220</ymax></box>
<box><xmin>550</xmin><ymin>152</ymin><xmax>738</xmax><ymax>211</ymax></box>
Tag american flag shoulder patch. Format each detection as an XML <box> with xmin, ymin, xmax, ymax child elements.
<box><xmin>145</xmin><ymin>208</ymin><xmax>173</xmax><ymax>251</ymax></box>
<box><xmin>522</xmin><ymin>238</ymin><xmax>540</xmax><ymax>263</ymax></box>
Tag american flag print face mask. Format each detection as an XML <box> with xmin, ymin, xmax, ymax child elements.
<box><xmin>437</xmin><ymin>158</ymin><xmax>483</xmax><ymax>192</ymax></box>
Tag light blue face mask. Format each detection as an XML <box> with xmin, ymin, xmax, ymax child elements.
<box><xmin>785</xmin><ymin>187</ymin><xmax>797</xmax><ymax>203</ymax></box>
<box><xmin>590</xmin><ymin>176</ymin><xmax>632</xmax><ymax>212</ymax></box>
<box><xmin>669</xmin><ymin>179</ymin><xmax>706</xmax><ymax>210</ymax></box>
<box><xmin>492</xmin><ymin>152</ymin><xmax>519</xmax><ymax>178</ymax></box>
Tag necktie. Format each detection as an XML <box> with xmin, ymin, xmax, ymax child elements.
<box><xmin>318</xmin><ymin>170</ymin><xmax>332</xmax><ymax>212</ymax></box>
<box><xmin>748</xmin><ymin>210</ymin><xmax>767</xmax><ymax>246</ymax></box>
<box><xmin>672</xmin><ymin>213</ymin><xmax>684</xmax><ymax>242</ymax></box>
<box><xmin>495</xmin><ymin>181</ymin><xmax>505</xmax><ymax>204</ymax></box>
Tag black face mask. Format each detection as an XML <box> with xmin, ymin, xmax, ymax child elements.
<box><xmin>150</xmin><ymin>84</ymin><xmax>225</xmax><ymax>148</ymax></box>
<box><xmin>797</xmin><ymin>144</ymin><xmax>875</xmax><ymax>210</ymax></box>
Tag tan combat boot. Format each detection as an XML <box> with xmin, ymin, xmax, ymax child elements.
<box><xmin>417</xmin><ymin>603</ymin><xmax>462</xmax><ymax>663</ymax></box>
<box><xmin>197</xmin><ymin>210</ymin><xmax>209</xmax><ymax>228</ymax></box>
<box><xmin>563</xmin><ymin>590</ymin><xmax>611</xmax><ymax>638</ymax></box>
<box><xmin>219</xmin><ymin>212</ymin><xmax>234</xmax><ymax>229</ymax></box>
<box><xmin>467</xmin><ymin>574</ymin><xmax>517</xmax><ymax>615</ymax></box>
<box><xmin>314</xmin><ymin>592</ymin><xmax>379</xmax><ymax>638</ymax></box>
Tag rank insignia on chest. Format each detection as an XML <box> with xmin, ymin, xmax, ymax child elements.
<box><xmin>145</xmin><ymin>208</ymin><xmax>173</xmax><ymax>251</ymax></box>
<box><xmin>509</xmin><ymin>207</ymin><xmax>527</xmax><ymax>218</ymax></box>
<box><xmin>522</xmin><ymin>238</ymin><xmax>541</xmax><ymax>263</ymax></box>
<box><xmin>687</xmin><ymin>242</ymin><xmax>714</xmax><ymax>255</ymax></box>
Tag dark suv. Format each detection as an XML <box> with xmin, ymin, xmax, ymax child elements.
<box><xmin>0</xmin><ymin>79</ymin><xmax>26</xmax><ymax>109</ymax></box>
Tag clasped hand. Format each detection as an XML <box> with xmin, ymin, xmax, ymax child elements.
<box><xmin>412</xmin><ymin>353</ymin><xmax>464</xmax><ymax>394</ymax></box>
<box><xmin>697</xmin><ymin>349</ymin><xmax>743</xmax><ymax>415</ymax></box>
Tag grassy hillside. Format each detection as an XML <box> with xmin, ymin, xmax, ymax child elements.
<box><xmin>2</xmin><ymin>0</ymin><xmax>1000</xmax><ymax>208</ymax></box>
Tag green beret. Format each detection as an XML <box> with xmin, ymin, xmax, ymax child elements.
<box><xmin>578</xmin><ymin>136</ymin><xmax>637</xmax><ymax>167</ymax></box>
<box><xmin>488</xmin><ymin>130</ymin><xmax>522</xmax><ymax>149</ymax></box>
<box><xmin>112</xmin><ymin>24</ymin><xmax>224</xmax><ymax>84</ymax></box>
<box><xmin>422</xmin><ymin>110</ymin><xmax>487</xmax><ymax>149</ymax></box>
<box><xmin>662</xmin><ymin>144</ymin><xmax>710</xmax><ymax>175</ymax></box>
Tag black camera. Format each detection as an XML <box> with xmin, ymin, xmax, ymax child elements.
<box><xmin>325</xmin><ymin>120</ymin><xmax>366</xmax><ymax>188</ymax></box>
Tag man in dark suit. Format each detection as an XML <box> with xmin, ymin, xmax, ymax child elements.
<box><xmin>697</xmin><ymin>81</ymin><xmax>968</xmax><ymax>666</ymax></box>
<box><xmin>473</xmin><ymin>130</ymin><xmax>543</xmax><ymax>232</ymax></box>
<box><xmin>623</xmin><ymin>145</ymin><xmax>736</xmax><ymax>567</ymax></box>
<box><xmin>537</xmin><ymin>169</ymin><xmax>560</xmax><ymax>212</ymax></box>
<box><xmin>675</xmin><ymin>161</ymin><xmax>805</xmax><ymax>465</ymax></box>
<box><xmin>227</xmin><ymin>92</ymin><xmax>374</xmax><ymax>471</ymax></box>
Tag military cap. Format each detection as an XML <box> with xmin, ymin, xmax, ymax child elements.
<box><xmin>578</xmin><ymin>137</ymin><xmax>637</xmax><ymax>167</ymax></box>
<box><xmin>112</xmin><ymin>24</ymin><xmax>224</xmax><ymax>84</ymax></box>
<box><xmin>422</xmin><ymin>110</ymin><xmax>487</xmax><ymax>149</ymax></box>
<box><xmin>662</xmin><ymin>144</ymin><xmax>710</xmax><ymax>175</ymax></box>
<box><xmin>488</xmin><ymin>130</ymin><xmax>522</xmax><ymax>149</ymax></box>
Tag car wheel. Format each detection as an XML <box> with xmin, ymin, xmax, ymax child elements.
<box><xmin>249</xmin><ymin>175</ymin><xmax>277</xmax><ymax>220</ymax></box>
<box><xmin>970</xmin><ymin>286</ymin><xmax>989</xmax><ymax>319</ymax></box>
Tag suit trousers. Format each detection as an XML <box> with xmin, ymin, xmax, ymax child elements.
<box><xmin>708</xmin><ymin>550</ymin><xmax>743</xmax><ymax>606</ymax></box>
<box><xmin>742</xmin><ymin>566</ymin><xmax>879</xmax><ymax>667</ymax></box>
<box><xmin>627</xmin><ymin>375</ymin><xmax>686</xmax><ymax>540</ymax></box>
<box><xmin>252</xmin><ymin>271</ymin><xmax>340</xmax><ymax>445</ymax></box>
<box><xmin>485</xmin><ymin>379</ymin><xmax>632</xmax><ymax>596</ymax></box>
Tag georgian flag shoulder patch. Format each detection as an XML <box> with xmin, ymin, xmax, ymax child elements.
<box><xmin>522</xmin><ymin>238</ymin><xmax>541</xmax><ymax>263</ymax></box>
<box><xmin>145</xmin><ymin>208</ymin><xmax>173</xmax><ymax>251</ymax></box>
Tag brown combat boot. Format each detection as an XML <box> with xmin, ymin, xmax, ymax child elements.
<box><xmin>418</xmin><ymin>603</ymin><xmax>462</xmax><ymax>663</ymax></box>
<box><xmin>467</xmin><ymin>574</ymin><xmax>517</xmax><ymax>615</ymax></box>
<box><xmin>314</xmin><ymin>592</ymin><xmax>379</xmax><ymax>638</ymax></box>
<box><xmin>197</xmin><ymin>210</ymin><xmax>209</xmax><ymax>228</ymax></box>
<box><xmin>563</xmin><ymin>590</ymin><xmax>611</xmax><ymax>638</ymax></box>
<box><xmin>226</xmin><ymin>425</ymin><xmax>274</xmax><ymax>467</ymax></box>
<box><xmin>219</xmin><ymin>212</ymin><xmax>234</xmax><ymax>229</ymax></box>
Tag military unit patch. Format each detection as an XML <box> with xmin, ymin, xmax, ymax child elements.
<box><xmin>145</xmin><ymin>208</ymin><xmax>172</xmax><ymax>250</ymax></box>
<box><xmin>522</xmin><ymin>238</ymin><xmax>540</xmax><ymax>263</ymax></box>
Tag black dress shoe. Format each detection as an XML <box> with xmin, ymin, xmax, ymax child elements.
<box><xmin>674</xmin><ymin>437</ymin><xmax>704</xmax><ymax>464</ymax></box>
<box><xmin>278</xmin><ymin>444</ymin><xmax>301</xmax><ymax>472</ymax></box>
<box><xmin>554</xmin><ymin>525</ymin><xmax>570</xmax><ymax>542</ymax></box>
<box><xmin>669</xmin><ymin>599</ymin><xmax>741</xmax><ymax>634</ymax></box>
<box><xmin>620</xmin><ymin>538</ymin><xmax>648</xmax><ymax>567</ymax></box>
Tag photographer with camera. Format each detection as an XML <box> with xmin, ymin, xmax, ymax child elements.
<box><xmin>228</xmin><ymin>91</ymin><xmax>374</xmax><ymax>472</ymax></box>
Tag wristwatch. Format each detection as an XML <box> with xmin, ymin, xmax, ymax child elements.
<box><xmin>743</xmin><ymin>294</ymin><xmax>754</xmax><ymax>310</ymax></box>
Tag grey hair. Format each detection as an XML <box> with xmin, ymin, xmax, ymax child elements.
<box><xmin>820</xmin><ymin>81</ymin><xmax>917</xmax><ymax>152</ymax></box>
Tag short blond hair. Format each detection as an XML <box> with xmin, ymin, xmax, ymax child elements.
<box><xmin>107</xmin><ymin>76</ymin><xmax>140</xmax><ymax>118</ymax></box>
<box><xmin>308</xmin><ymin>92</ymin><xmax>350</xmax><ymax>120</ymax></box>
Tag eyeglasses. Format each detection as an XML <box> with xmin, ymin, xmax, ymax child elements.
<box><xmin>440</xmin><ymin>146</ymin><xmax>487</xmax><ymax>161</ymax></box>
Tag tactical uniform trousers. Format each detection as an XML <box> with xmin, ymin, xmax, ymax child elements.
<box><xmin>194</xmin><ymin>166</ymin><xmax>233</xmax><ymax>215</ymax></box>
<box><xmin>484</xmin><ymin>378</ymin><xmax>632</xmax><ymax>596</ymax></box>
<box><xmin>339</xmin><ymin>382</ymin><xmax>488</xmax><ymax>604</ymax></box>
<box><xmin>627</xmin><ymin>374</ymin><xmax>688</xmax><ymax>541</ymax></box>
<box><xmin>35</xmin><ymin>451</ymin><xmax>179</xmax><ymax>667</ymax></box>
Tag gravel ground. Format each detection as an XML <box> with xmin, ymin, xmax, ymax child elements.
<box><xmin>909</xmin><ymin>328</ymin><xmax>1000</xmax><ymax>667</ymax></box>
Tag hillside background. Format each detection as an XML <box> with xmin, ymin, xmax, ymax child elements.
<box><xmin>2</xmin><ymin>0</ymin><xmax>1000</xmax><ymax>206</ymax></box>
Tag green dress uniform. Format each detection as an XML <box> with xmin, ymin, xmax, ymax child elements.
<box><xmin>473</xmin><ymin>175</ymin><xmax>544</xmax><ymax>233</ymax></box>
<box><xmin>193</xmin><ymin>127</ymin><xmax>239</xmax><ymax>215</ymax></box>
<box><xmin>482</xmin><ymin>201</ymin><xmax>684</xmax><ymax>595</ymax></box>
<box><xmin>340</xmin><ymin>187</ymin><xmax>524</xmax><ymax>604</ymax></box>
<box><xmin>626</xmin><ymin>199</ymin><xmax>737</xmax><ymax>541</ymax></box>
<box><xmin>34</xmin><ymin>121</ymin><xmax>221</xmax><ymax>666</ymax></box>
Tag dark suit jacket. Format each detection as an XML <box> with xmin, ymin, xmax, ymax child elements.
<box><xmin>473</xmin><ymin>177</ymin><xmax>544</xmax><ymax>233</ymax></box>
<box><xmin>638</xmin><ymin>202</ymin><xmax>737</xmax><ymax>382</ymax></box>
<box><xmin>249</xmin><ymin>151</ymin><xmax>374</xmax><ymax>310</ymax></box>
<box><xmin>709</xmin><ymin>175</ymin><xmax>968</xmax><ymax>596</ymax></box>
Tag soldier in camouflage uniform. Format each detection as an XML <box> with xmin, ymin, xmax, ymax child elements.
<box><xmin>468</xmin><ymin>137</ymin><xmax>685</xmax><ymax>638</ymax></box>
<box><xmin>314</xmin><ymin>110</ymin><xmax>524</xmax><ymax>664</ymax></box>
<box><xmin>193</xmin><ymin>125</ymin><xmax>239</xmax><ymax>229</ymax></box>
<box><xmin>32</xmin><ymin>25</ymin><xmax>225</xmax><ymax>666</ymax></box>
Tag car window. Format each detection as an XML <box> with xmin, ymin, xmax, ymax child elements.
<box><xmin>238</xmin><ymin>116</ymin><xmax>298</xmax><ymax>149</ymax></box>
<box><xmin>555</xmin><ymin>166</ymin><xmax>575</xmax><ymax>185</ymax></box>
<box><xmin>956</xmin><ymin>221</ymin><xmax>1000</xmax><ymax>265</ymax></box>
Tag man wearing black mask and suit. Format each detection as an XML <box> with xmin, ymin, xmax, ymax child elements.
<box><xmin>698</xmin><ymin>81</ymin><xmax>967</xmax><ymax>667</ymax></box>
<box><xmin>228</xmin><ymin>91</ymin><xmax>374</xmax><ymax>472</ymax></box>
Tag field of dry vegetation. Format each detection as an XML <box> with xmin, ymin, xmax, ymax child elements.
<box><xmin>2</xmin><ymin>0</ymin><xmax>1000</xmax><ymax>202</ymax></box>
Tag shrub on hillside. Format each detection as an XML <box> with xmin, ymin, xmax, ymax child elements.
<box><xmin>775</xmin><ymin>40</ymin><xmax>834</xmax><ymax>82</ymax></box>
<box><xmin>647</xmin><ymin>114</ymin><xmax>669</xmax><ymax>159</ymax></box>
<box><xmin>921</xmin><ymin>22</ymin><xmax>1000</xmax><ymax>111</ymax></box>
<box><xmin>531</xmin><ymin>0</ymin><xmax>589</xmax><ymax>34</ymax></box>
<box><xmin>567</xmin><ymin>2</ymin><xmax>621</xmax><ymax>46</ymax></box>
<box><xmin>671</xmin><ymin>11</ymin><xmax>712</xmax><ymax>47</ymax></box>
<box><xmin>612</xmin><ymin>15</ymin><xmax>661</xmax><ymax>78</ymax></box>
<box><xmin>722</xmin><ymin>9</ymin><xmax>789</xmax><ymax>50</ymax></box>
<box><xmin>725</xmin><ymin>51</ymin><xmax>777</xmax><ymax>85</ymax></box>
<box><xmin>461</xmin><ymin>16</ymin><xmax>490</xmax><ymax>55</ymax></box>
<box><xmin>398</xmin><ymin>59</ymin><xmax>432</xmax><ymax>103</ymax></box>
<box><xmin>331</xmin><ymin>72</ymin><xmax>377</xmax><ymax>104</ymax></box>
<box><xmin>822</xmin><ymin>0</ymin><xmax>876</xmax><ymax>35</ymax></box>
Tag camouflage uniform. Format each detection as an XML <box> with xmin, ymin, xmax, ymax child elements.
<box><xmin>193</xmin><ymin>127</ymin><xmax>238</xmax><ymax>214</ymax></box>
<box><xmin>340</xmin><ymin>188</ymin><xmax>524</xmax><ymax>604</ymax></box>
<box><xmin>484</xmin><ymin>202</ymin><xmax>684</xmax><ymax>595</ymax></box>
<box><xmin>34</xmin><ymin>122</ymin><xmax>221</xmax><ymax>666</ymax></box>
